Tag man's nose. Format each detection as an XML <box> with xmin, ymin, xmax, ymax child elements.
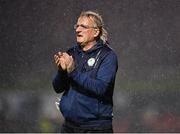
<box><xmin>76</xmin><ymin>26</ymin><xmax>81</xmax><ymax>32</ymax></box>
<box><xmin>76</xmin><ymin>25</ymin><xmax>85</xmax><ymax>32</ymax></box>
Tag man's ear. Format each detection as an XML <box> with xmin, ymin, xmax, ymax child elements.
<box><xmin>94</xmin><ymin>29</ymin><xmax>100</xmax><ymax>37</ymax></box>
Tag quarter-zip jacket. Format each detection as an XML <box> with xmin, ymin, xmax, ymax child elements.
<box><xmin>52</xmin><ymin>40</ymin><xmax>118</xmax><ymax>128</ymax></box>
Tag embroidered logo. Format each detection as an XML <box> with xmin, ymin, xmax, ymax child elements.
<box><xmin>87</xmin><ymin>58</ymin><xmax>95</xmax><ymax>67</ymax></box>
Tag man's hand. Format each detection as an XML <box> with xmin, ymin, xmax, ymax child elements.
<box><xmin>54</xmin><ymin>52</ymin><xmax>67</xmax><ymax>70</ymax></box>
<box><xmin>54</xmin><ymin>52</ymin><xmax>75</xmax><ymax>73</ymax></box>
<box><xmin>62</xmin><ymin>52</ymin><xmax>75</xmax><ymax>73</ymax></box>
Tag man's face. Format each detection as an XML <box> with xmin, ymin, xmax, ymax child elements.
<box><xmin>75</xmin><ymin>16</ymin><xmax>98</xmax><ymax>46</ymax></box>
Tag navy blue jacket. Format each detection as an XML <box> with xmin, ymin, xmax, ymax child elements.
<box><xmin>52</xmin><ymin>40</ymin><xmax>118</xmax><ymax>128</ymax></box>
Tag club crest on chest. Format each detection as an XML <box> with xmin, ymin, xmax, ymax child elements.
<box><xmin>87</xmin><ymin>58</ymin><xmax>96</xmax><ymax>67</ymax></box>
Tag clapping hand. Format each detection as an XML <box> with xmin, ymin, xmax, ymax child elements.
<box><xmin>54</xmin><ymin>52</ymin><xmax>75</xmax><ymax>73</ymax></box>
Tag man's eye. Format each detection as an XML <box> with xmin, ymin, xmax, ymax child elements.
<box><xmin>80</xmin><ymin>25</ymin><xmax>88</xmax><ymax>29</ymax></box>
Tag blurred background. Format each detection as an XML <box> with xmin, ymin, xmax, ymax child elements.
<box><xmin>0</xmin><ymin>0</ymin><xmax>180</xmax><ymax>132</ymax></box>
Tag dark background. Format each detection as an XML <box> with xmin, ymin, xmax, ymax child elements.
<box><xmin>0</xmin><ymin>0</ymin><xmax>180</xmax><ymax>132</ymax></box>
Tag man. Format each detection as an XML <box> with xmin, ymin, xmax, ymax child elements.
<box><xmin>52</xmin><ymin>11</ymin><xmax>118</xmax><ymax>133</ymax></box>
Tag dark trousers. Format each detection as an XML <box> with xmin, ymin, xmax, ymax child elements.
<box><xmin>61</xmin><ymin>120</ymin><xmax>113</xmax><ymax>133</ymax></box>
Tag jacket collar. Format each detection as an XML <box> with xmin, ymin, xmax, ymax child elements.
<box><xmin>76</xmin><ymin>39</ymin><xmax>105</xmax><ymax>54</ymax></box>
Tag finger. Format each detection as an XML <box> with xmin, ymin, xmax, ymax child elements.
<box><xmin>54</xmin><ymin>54</ymin><xmax>62</xmax><ymax>65</ymax></box>
<box><xmin>54</xmin><ymin>56</ymin><xmax>58</xmax><ymax>62</ymax></box>
<box><xmin>68</xmin><ymin>56</ymin><xmax>74</xmax><ymax>64</ymax></box>
<box><xmin>54</xmin><ymin>56</ymin><xmax>58</xmax><ymax>63</ymax></box>
<box><xmin>67</xmin><ymin>57</ymin><xmax>75</xmax><ymax>73</ymax></box>
<box><xmin>62</xmin><ymin>52</ymin><xmax>71</xmax><ymax>60</ymax></box>
<box><xmin>67</xmin><ymin>57</ymin><xmax>73</xmax><ymax>68</ymax></box>
<box><xmin>61</xmin><ymin>62</ymin><xmax>66</xmax><ymax>70</ymax></box>
<box><xmin>54</xmin><ymin>54</ymin><xmax>60</xmax><ymax>60</ymax></box>
<box><xmin>69</xmin><ymin>55</ymin><xmax>73</xmax><ymax>60</ymax></box>
<box><xmin>67</xmin><ymin>56</ymin><xmax>73</xmax><ymax>68</ymax></box>
<box><xmin>57</xmin><ymin>59</ymin><xmax>61</xmax><ymax>66</ymax></box>
<box><xmin>58</xmin><ymin>52</ymin><xmax>63</xmax><ymax>58</ymax></box>
<box><xmin>59</xmin><ymin>56</ymin><xmax>66</xmax><ymax>62</ymax></box>
<box><xmin>59</xmin><ymin>59</ymin><xmax>66</xmax><ymax>70</ymax></box>
<box><xmin>62</xmin><ymin>52</ymin><xmax>69</xmax><ymax>57</ymax></box>
<box><xmin>59</xmin><ymin>57</ymin><xmax>66</xmax><ymax>65</ymax></box>
<box><xmin>64</xmin><ymin>53</ymin><xmax>73</xmax><ymax>65</ymax></box>
<box><xmin>54</xmin><ymin>56</ymin><xmax>60</xmax><ymax>65</ymax></box>
<box><xmin>54</xmin><ymin>54</ymin><xmax>58</xmax><ymax>59</ymax></box>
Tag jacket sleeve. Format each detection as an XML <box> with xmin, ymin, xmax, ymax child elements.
<box><xmin>68</xmin><ymin>51</ymin><xmax>118</xmax><ymax>96</ymax></box>
<box><xmin>52</xmin><ymin>70</ymin><xmax>70</xmax><ymax>93</ymax></box>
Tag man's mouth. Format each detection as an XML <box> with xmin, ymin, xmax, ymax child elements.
<box><xmin>77</xmin><ymin>34</ymin><xmax>83</xmax><ymax>37</ymax></box>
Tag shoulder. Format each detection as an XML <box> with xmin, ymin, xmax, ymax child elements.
<box><xmin>101</xmin><ymin>44</ymin><xmax>118</xmax><ymax>59</ymax></box>
<box><xmin>100</xmin><ymin>44</ymin><xmax>118</xmax><ymax>67</ymax></box>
